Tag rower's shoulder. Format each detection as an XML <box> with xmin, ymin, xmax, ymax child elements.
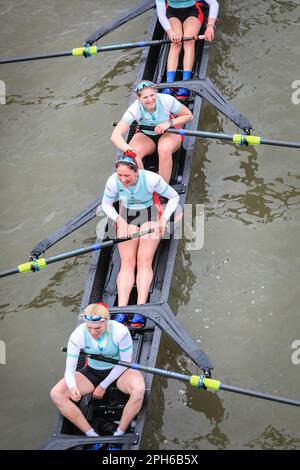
<box><xmin>158</xmin><ymin>92</ymin><xmax>178</xmax><ymax>105</ymax></box>
<box><xmin>105</xmin><ymin>172</ymin><xmax>118</xmax><ymax>187</ymax></box>
<box><xmin>110</xmin><ymin>320</ymin><xmax>131</xmax><ymax>344</ymax></box>
<box><xmin>111</xmin><ymin>319</ymin><xmax>129</xmax><ymax>332</ymax></box>
<box><xmin>144</xmin><ymin>169</ymin><xmax>163</xmax><ymax>184</ymax></box>
<box><xmin>143</xmin><ymin>169</ymin><xmax>159</xmax><ymax>178</ymax></box>
<box><xmin>69</xmin><ymin>322</ymin><xmax>85</xmax><ymax>342</ymax></box>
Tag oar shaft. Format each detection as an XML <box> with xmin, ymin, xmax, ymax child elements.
<box><xmin>61</xmin><ymin>348</ymin><xmax>192</xmax><ymax>381</ymax></box>
<box><xmin>137</xmin><ymin>125</ymin><xmax>300</xmax><ymax>150</ymax></box>
<box><xmin>0</xmin><ymin>36</ymin><xmax>205</xmax><ymax>65</ymax></box>
<box><xmin>0</xmin><ymin>51</ymin><xmax>73</xmax><ymax>64</ymax></box>
<box><xmin>95</xmin><ymin>35</ymin><xmax>205</xmax><ymax>53</ymax></box>
<box><xmin>260</xmin><ymin>138</ymin><xmax>300</xmax><ymax>149</ymax></box>
<box><xmin>44</xmin><ymin>241</ymin><xmax>112</xmax><ymax>266</ymax></box>
<box><xmin>68</xmin><ymin>350</ymin><xmax>300</xmax><ymax>408</ymax></box>
<box><xmin>101</xmin><ymin>355</ymin><xmax>191</xmax><ymax>382</ymax></box>
<box><xmin>0</xmin><ymin>267</ymin><xmax>19</xmax><ymax>278</ymax></box>
<box><xmin>0</xmin><ymin>229</ymin><xmax>152</xmax><ymax>278</ymax></box>
<box><xmin>220</xmin><ymin>383</ymin><xmax>300</xmax><ymax>407</ymax></box>
<box><xmin>44</xmin><ymin>230</ymin><xmax>149</xmax><ymax>265</ymax></box>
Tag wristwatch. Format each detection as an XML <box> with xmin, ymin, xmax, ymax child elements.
<box><xmin>169</xmin><ymin>119</ymin><xmax>174</xmax><ymax>127</ymax></box>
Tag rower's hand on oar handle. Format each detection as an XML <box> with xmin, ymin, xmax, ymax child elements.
<box><xmin>204</xmin><ymin>23</ymin><xmax>216</xmax><ymax>42</ymax></box>
<box><xmin>116</xmin><ymin>217</ymin><xmax>138</xmax><ymax>239</ymax></box>
<box><xmin>116</xmin><ymin>216</ymin><xmax>128</xmax><ymax>238</ymax></box>
<box><xmin>167</xmin><ymin>29</ymin><xmax>182</xmax><ymax>44</ymax></box>
<box><xmin>92</xmin><ymin>384</ymin><xmax>106</xmax><ymax>400</ymax></box>
<box><xmin>154</xmin><ymin>121</ymin><xmax>171</xmax><ymax>134</ymax></box>
<box><xmin>70</xmin><ymin>386</ymin><xmax>81</xmax><ymax>402</ymax></box>
<box><xmin>156</xmin><ymin>217</ymin><xmax>167</xmax><ymax>238</ymax></box>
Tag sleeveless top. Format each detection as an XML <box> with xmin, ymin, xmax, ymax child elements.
<box><xmin>116</xmin><ymin>170</ymin><xmax>154</xmax><ymax>210</ymax></box>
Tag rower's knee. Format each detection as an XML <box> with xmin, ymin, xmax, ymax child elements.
<box><xmin>158</xmin><ymin>148</ymin><xmax>173</xmax><ymax>161</ymax></box>
<box><xmin>183</xmin><ymin>40</ymin><xmax>195</xmax><ymax>52</ymax></box>
<box><xmin>137</xmin><ymin>256</ymin><xmax>153</xmax><ymax>269</ymax></box>
<box><xmin>50</xmin><ymin>385</ymin><xmax>64</xmax><ymax>407</ymax></box>
<box><xmin>120</xmin><ymin>259</ymin><xmax>136</xmax><ymax>271</ymax></box>
<box><xmin>170</xmin><ymin>43</ymin><xmax>182</xmax><ymax>54</ymax></box>
<box><xmin>130</xmin><ymin>383</ymin><xmax>146</xmax><ymax>404</ymax></box>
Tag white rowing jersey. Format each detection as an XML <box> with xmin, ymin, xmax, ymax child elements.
<box><xmin>121</xmin><ymin>93</ymin><xmax>182</xmax><ymax>136</ymax></box>
<box><xmin>102</xmin><ymin>169</ymin><xmax>180</xmax><ymax>222</ymax></box>
<box><xmin>65</xmin><ymin>320</ymin><xmax>133</xmax><ymax>391</ymax></box>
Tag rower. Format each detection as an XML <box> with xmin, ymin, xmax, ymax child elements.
<box><xmin>102</xmin><ymin>152</ymin><xmax>180</xmax><ymax>327</ymax></box>
<box><xmin>111</xmin><ymin>80</ymin><xmax>192</xmax><ymax>183</ymax></box>
<box><xmin>50</xmin><ymin>302</ymin><xmax>145</xmax><ymax>443</ymax></box>
<box><xmin>156</xmin><ymin>0</ymin><xmax>219</xmax><ymax>98</ymax></box>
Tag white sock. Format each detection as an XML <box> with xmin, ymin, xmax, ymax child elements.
<box><xmin>113</xmin><ymin>427</ymin><xmax>125</xmax><ymax>437</ymax></box>
<box><xmin>85</xmin><ymin>428</ymin><xmax>99</xmax><ymax>437</ymax></box>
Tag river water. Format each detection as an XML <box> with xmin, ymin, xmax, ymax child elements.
<box><xmin>0</xmin><ymin>0</ymin><xmax>299</xmax><ymax>450</ymax></box>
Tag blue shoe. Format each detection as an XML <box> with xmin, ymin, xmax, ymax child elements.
<box><xmin>175</xmin><ymin>87</ymin><xmax>190</xmax><ymax>99</ymax></box>
<box><xmin>86</xmin><ymin>442</ymin><xmax>103</xmax><ymax>451</ymax></box>
<box><xmin>161</xmin><ymin>87</ymin><xmax>175</xmax><ymax>96</ymax></box>
<box><xmin>113</xmin><ymin>313</ymin><xmax>127</xmax><ymax>324</ymax></box>
<box><xmin>129</xmin><ymin>313</ymin><xmax>145</xmax><ymax>328</ymax></box>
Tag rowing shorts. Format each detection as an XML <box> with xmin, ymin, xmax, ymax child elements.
<box><xmin>120</xmin><ymin>205</ymin><xmax>160</xmax><ymax>226</ymax></box>
<box><xmin>79</xmin><ymin>365</ymin><xmax>120</xmax><ymax>388</ymax></box>
<box><xmin>166</xmin><ymin>4</ymin><xmax>204</xmax><ymax>25</ymax></box>
<box><xmin>136</xmin><ymin>125</ymin><xmax>184</xmax><ymax>143</ymax></box>
<box><xmin>140</xmin><ymin>131</ymin><xmax>161</xmax><ymax>144</ymax></box>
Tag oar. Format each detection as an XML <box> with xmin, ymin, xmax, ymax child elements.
<box><xmin>62</xmin><ymin>349</ymin><xmax>300</xmax><ymax>408</ymax></box>
<box><xmin>0</xmin><ymin>35</ymin><xmax>205</xmax><ymax>65</ymax></box>
<box><xmin>0</xmin><ymin>229</ymin><xmax>153</xmax><ymax>279</ymax></box>
<box><xmin>117</xmin><ymin>123</ymin><xmax>300</xmax><ymax>151</ymax></box>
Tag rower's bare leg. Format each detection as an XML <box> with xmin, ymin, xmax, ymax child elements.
<box><xmin>157</xmin><ymin>133</ymin><xmax>182</xmax><ymax>183</ymax></box>
<box><xmin>136</xmin><ymin>222</ymin><xmax>161</xmax><ymax>304</ymax></box>
<box><xmin>167</xmin><ymin>18</ymin><xmax>183</xmax><ymax>72</ymax></box>
<box><xmin>182</xmin><ymin>17</ymin><xmax>201</xmax><ymax>72</ymax></box>
<box><xmin>117</xmin><ymin>237</ymin><xmax>139</xmax><ymax>307</ymax></box>
<box><xmin>116</xmin><ymin>369</ymin><xmax>145</xmax><ymax>432</ymax></box>
<box><xmin>50</xmin><ymin>373</ymin><xmax>95</xmax><ymax>434</ymax></box>
<box><xmin>128</xmin><ymin>133</ymin><xmax>156</xmax><ymax>167</ymax></box>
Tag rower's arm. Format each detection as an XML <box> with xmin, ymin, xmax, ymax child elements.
<box><xmin>170</xmin><ymin>101</ymin><xmax>193</xmax><ymax>127</ymax></box>
<box><xmin>99</xmin><ymin>325</ymin><xmax>133</xmax><ymax>390</ymax></box>
<box><xmin>156</xmin><ymin>0</ymin><xmax>172</xmax><ymax>34</ymax></box>
<box><xmin>64</xmin><ymin>326</ymin><xmax>85</xmax><ymax>391</ymax></box>
<box><xmin>102</xmin><ymin>175</ymin><xmax>120</xmax><ymax>222</ymax></box>
<box><xmin>111</xmin><ymin>120</ymin><xmax>133</xmax><ymax>153</ymax></box>
<box><xmin>161</xmin><ymin>185</ymin><xmax>180</xmax><ymax>221</ymax></box>
<box><xmin>206</xmin><ymin>0</ymin><xmax>219</xmax><ymax>21</ymax></box>
<box><xmin>148</xmin><ymin>172</ymin><xmax>180</xmax><ymax>221</ymax></box>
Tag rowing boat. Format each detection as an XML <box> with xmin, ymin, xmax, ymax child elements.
<box><xmin>39</xmin><ymin>0</ymin><xmax>251</xmax><ymax>451</ymax></box>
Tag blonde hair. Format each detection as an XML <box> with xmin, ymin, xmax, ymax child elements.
<box><xmin>82</xmin><ymin>303</ymin><xmax>110</xmax><ymax>333</ymax></box>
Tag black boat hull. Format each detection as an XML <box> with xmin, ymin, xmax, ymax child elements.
<box><xmin>45</xmin><ymin>5</ymin><xmax>212</xmax><ymax>451</ymax></box>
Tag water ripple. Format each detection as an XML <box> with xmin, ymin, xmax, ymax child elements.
<box><xmin>5</xmin><ymin>53</ymin><xmax>140</xmax><ymax>109</ymax></box>
<box><xmin>208</xmin><ymin>158</ymin><xmax>300</xmax><ymax>224</ymax></box>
